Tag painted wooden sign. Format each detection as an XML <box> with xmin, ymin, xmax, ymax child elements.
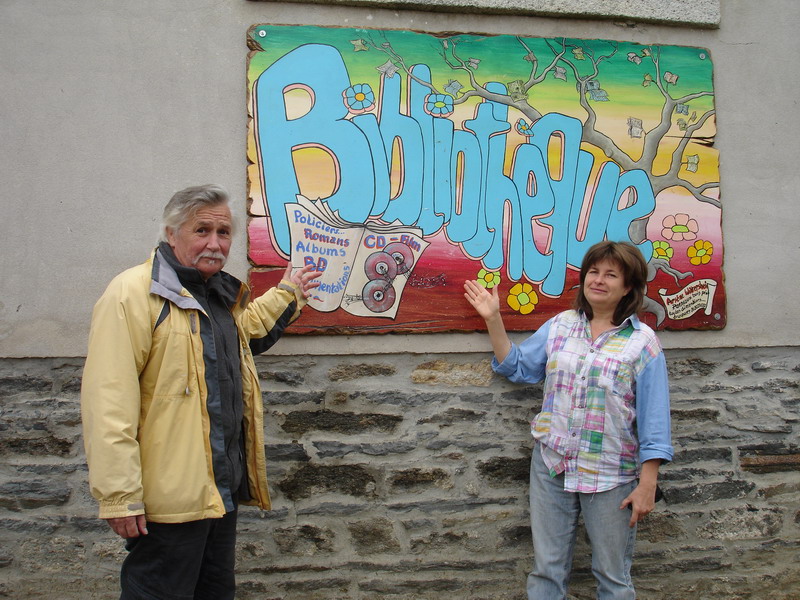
<box><xmin>246</xmin><ymin>24</ymin><xmax>723</xmax><ymax>334</ymax></box>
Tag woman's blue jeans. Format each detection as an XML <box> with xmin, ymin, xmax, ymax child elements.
<box><xmin>527</xmin><ymin>443</ymin><xmax>637</xmax><ymax>600</ymax></box>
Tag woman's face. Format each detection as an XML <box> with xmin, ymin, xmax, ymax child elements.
<box><xmin>583</xmin><ymin>259</ymin><xmax>631</xmax><ymax>314</ymax></box>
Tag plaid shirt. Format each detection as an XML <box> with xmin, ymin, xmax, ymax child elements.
<box><xmin>494</xmin><ymin>310</ymin><xmax>673</xmax><ymax>493</ymax></box>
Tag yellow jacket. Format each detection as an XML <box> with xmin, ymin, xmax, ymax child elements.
<box><xmin>81</xmin><ymin>250</ymin><xmax>302</xmax><ymax>522</ymax></box>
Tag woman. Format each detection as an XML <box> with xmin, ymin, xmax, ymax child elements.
<box><xmin>464</xmin><ymin>241</ymin><xmax>672</xmax><ymax>600</ymax></box>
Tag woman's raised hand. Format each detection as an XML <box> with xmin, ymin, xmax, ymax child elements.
<box><xmin>464</xmin><ymin>279</ymin><xmax>512</xmax><ymax>363</ymax></box>
<box><xmin>464</xmin><ymin>279</ymin><xmax>501</xmax><ymax>322</ymax></box>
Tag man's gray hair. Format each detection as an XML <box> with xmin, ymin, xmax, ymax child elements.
<box><xmin>159</xmin><ymin>184</ymin><xmax>233</xmax><ymax>242</ymax></box>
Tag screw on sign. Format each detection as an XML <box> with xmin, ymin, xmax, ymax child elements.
<box><xmin>361</xmin><ymin>244</ymin><xmax>416</xmax><ymax>313</ymax></box>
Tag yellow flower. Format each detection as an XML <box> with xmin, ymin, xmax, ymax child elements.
<box><xmin>687</xmin><ymin>240</ymin><xmax>713</xmax><ymax>265</ymax></box>
<box><xmin>507</xmin><ymin>282</ymin><xmax>538</xmax><ymax>315</ymax></box>
<box><xmin>652</xmin><ymin>240</ymin><xmax>673</xmax><ymax>261</ymax></box>
<box><xmin>476</xmin><ymin>268</ymin><xmax>500</xmax><ymax>289</ymax></box>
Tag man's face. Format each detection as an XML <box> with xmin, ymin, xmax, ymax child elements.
<box><xmin>167</xmin><ymin>204</ymin><xmax>233</xmax><ymax>280</ymax></box>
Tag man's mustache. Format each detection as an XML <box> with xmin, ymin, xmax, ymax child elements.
<box><xmin>193</xmin><ymin>251</ymin><xmax>227</xmax><ymax>265</ymax></box>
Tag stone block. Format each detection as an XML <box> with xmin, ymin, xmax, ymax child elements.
<box><xmin>65</xmin><ymin>516</ymin><xmax>109</xmax><ymax>533</ymax></box>
<box><xmin>273</xmin><ymin>524</ymin><xmax>335</xmax><ymax>555</ymax></box>
<box><xmin>17</xmin><ymin>536</ymin><xmax>86</xmax><ymax>574</ymax></box>
<box><xmin>758</xmin><ymin>481</ymin><xmax>800</xmax><ymax>499</ymax></box>
<box><xmin>15</xmin><ymin>463</ymin><xmax>83</xmax><ymax>476</ymax></box>
<box><xmin>411</xmin><ymin>359</ymin><xmax>494</xmax><ymax>386</ymax></box>
<box><xmin>672</xmin><ymin>447</ymin><xmax>732</xmax><ymax>464</ymax></box>
<box><xmin>725</xmin><ymin>402</ymin><xmax>793</xmax><ymax>434</ymax></box>
<box><xmin>254</xmin><ymin>357</ymin><xmax>314</xmax><ymax>384</ymax></box>
<box><xmin>452</xmin><ymin>391</ymin><xmax>496</xmax><ymax>405</ymax></box>
<box><xmin>417</xmin><ymin>407</ymin><xmax>486</xmax><ymax>426</ymax></box>
<box><xmin>0</xmin><ymin>480</ymin><xmax>71</xmax><ymax>511</ymax></box>
<box><xmin>281</xmin><ymin>577</ymin><xmax>351</xmax><ymax>593</ymax></box>
<box><xmin>59</xmin><ymin>377</ymin><xmax>82</xmax><ymax>394</ymax></box>
<box><xmin>387</xmin><ymin>496</ymin><xmax>518</xmax><ymax>513</ymax></box>
<box><xmin>0</xmin><ymin>516</ymin><xmax>64</xmax><ymax>534</ymax></box>
<box><xmin>410</xmin><ymin>530</ymin><xmax>480</xmax><ymax>554</ymax></box>
<box><xmin>664</xmin><ymin>480</ymin><xmax>755</xmax><ymax>505</ymax></box>
<box><xmin>261</xmin><ymin>369</ymin><xmax>305</xmax><ymax>385</ymax></box>
<box><xmin>0</xmin><ymin>402</ymin><xmax>80</xmax><ymax>457</ymax></box>
<box><xmin>667</xmin><ymin>357</ymin><xmax>717</xmax><ymax>379</ymax></box>
<box><xmin>345</xmin><ymin>390</ymin><xmax>416</xmax><ymax>406</ymax></box>
<box><xmin>0</xmin><ymin>376</ymin><xmax>52</xmax><ymax>397</ymax></box>
<box><xmin>739</xmin><ymin>443</ymin><xmax>800</xmax><ymax>473</ymax></box>
<box><xmin>752</xmin><ymin>361</ymin><xmax>773</xmax><ymax>371</ymax></box>
<box><xmin>328</xmin><ymin>363</ymin><xmax>396</xmax><ymax>381</ymax></box>
<box><xmin>278</xmin><ymin>464</ymin><xmax>377</xmax><ymax>500</ymax></box>
<box><xmin>632</xmin><ymin>556</ymin><xmax>729</xmax><ymax>575</ymax></box>
<box><xmin>281</xmin><ymin>409</ymin><xmax>403</xmax><ymax>435</ymax></box>
<box><xmin>499</xmin><ymin>386</ymin><xmax>543</xmax><ymax>404</ymax></box>
<box><xmin>425</xmin><ymin>437</ymin><xmax>505</xmax><ymax>452</ymax></box>
<box><xmin>313</xmin><ymin>440</ymin><xmax>416</xmax><ymax>457</ymax></box>
<box><xmin>741</xmin><ymin>453</ymin><xmax>800</xmax><ymax>473</ymax></box>
<box><xmin>477</xmin><ymin>455</ymin><xmax>531</xmax><ymax>484</ymax></box>
<box><xmin>400</xmin><ymin>518</ymin><xmax>437</xmax><ymax>530</ymax></box>
<box><xmin>659</xmin><ymin>467</ymin><xmax>735</xmax><ymax>482</ymax></box>
<box><xmin>233</xmin><ymin>579</ymin><xmax>281</xmax><ymax>599</ymax></box>
<box><xmin>498</xmin><ymin>524</ymin><xmax>530</xmax><ymax>548</ymax></box>
<box><xmin>739</xmin><ymin>442</ymin><xmax>798</xmax><ymax>455</ymax></box>
<box><xmin>347</xmin><ymin>517</ymin><xmax>401</xmax><ymax>554</ymax></box>
<box><xmin>266</xmin><ymin>442</ymin><xmax>310</xmax><ymax>462</ymax></box>
<box><xmin>263</xmin><ymin>391</ymin><xmax>324</xmax><ymax>406</ymax></box>
<box><xmin>636</xmin><ymin>511</ymin><xmax>686</xmax><ymax>542</ymax></box>
<box><xmin>671</xmin><ymin>408</ymin><xmax>720</xmax><ymax>422</ymax></box>
<box><xmin>358</xmin><ymin>578</ymin><xmax>465</xmax><ymax>593</ymax></box>
<box><xmin>697</xmin><ymin>506</ymin><xmax>783</xmax><ymax>540</ymax></box>
<box><xmin>389</xmin><ymin>467</ymin><xmax>450</xmax><ymax>490</ymax></box>
<box><xmin>296</xmin><ymin>502</ymin><xmax>364</xmax><ymax>516</ymax></box>
<box><xmin>725</xmin><ymin>364</ymin><xmax>745</xmax><ymax>376</ymax></box>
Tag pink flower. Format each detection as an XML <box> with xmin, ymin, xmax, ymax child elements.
<box><xmin>661</xmin><ymin>213</ymin><xmax>699</xmax><ymax>241</ymax></box>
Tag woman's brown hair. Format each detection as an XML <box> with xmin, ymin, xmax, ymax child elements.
<box><xmin>573</xmin><ymin>241</ymin><xmax>648</xmax><ymax>325</ymax></box>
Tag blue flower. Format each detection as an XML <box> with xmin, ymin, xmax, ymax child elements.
<box><xmin>424</xmin><ymin>93</ymin><xmax>454</xmax><ymax>117</ymax></box>
<box><xmin>343</xmin><ymin>83</ymin><xmax>375</xmax><ymax>114</ymax></box>
<box><xmin>516</xmin><ymin>118</ymin><xmax>533</xmax><ymax>137</ymax></box>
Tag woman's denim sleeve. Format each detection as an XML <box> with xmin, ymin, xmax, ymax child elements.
<box><xmin>636</xmin><ymin>352</ymin><xmax>674</xmax><ymax>463</ymax></box>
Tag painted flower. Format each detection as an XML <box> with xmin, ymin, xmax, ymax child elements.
<box><xmin>343</xmin><ymin>83</ymin><xmax>375</xmax><ymax>114</ymax></box>
<box><xmin>477</xmin><ymin>269</ymin><xmax>500</xmax><ymax>289</ymax></box>
<box><xmin>652</xmin><ymin>240</ymin><xmax>674</xmax><ymax>261</ymax></box>
<box><xmin>424</xmin><ymin>93</ymin><xmax>454</xmax><ymax>117</ymax></box>
<box><xmin>687</xmin><ymin>240</ymin><xmax>713</xmax><ymax>265</ymax></box>
<box><xmin>507</xmin><ymin>282</ymin><xmax>538</xmax><ymax>315</ymax></box>
<box><xmin>516</xmin><ymin>118</ymin><xmax>533</xmax><ymax>137</ymax></box>
<box><xmin>661</xmin><ymin>213</ymin><xmax>699</xmax><ymax>241</ymax></box>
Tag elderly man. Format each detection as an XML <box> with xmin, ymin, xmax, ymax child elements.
<box><xmin>81</xmin><ymin>184</ymin><xmax>319</xmax><ymax>599</ymax></box>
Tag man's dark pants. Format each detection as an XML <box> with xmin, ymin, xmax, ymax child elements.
<box><xmin>119</xmin><ymin>508</ymin><xmax>237</xmax><ymax>600</ymax></box>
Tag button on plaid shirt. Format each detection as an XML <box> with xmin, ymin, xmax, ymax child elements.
<box><xmin>494</xmin><ymin>310</ymin><xmax>673</xmax><ymax>493</ymax></box>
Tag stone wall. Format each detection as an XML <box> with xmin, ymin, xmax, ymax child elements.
<box><xmin>1</xmin><ymin>347</ymin><xmax>798</xmax><ymax>599</ymax></box>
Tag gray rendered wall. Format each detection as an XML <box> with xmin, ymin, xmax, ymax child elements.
<box><xmin>1</xmin><ymin>1</ymin><xmax>799</xmax><ymax>599</ymax></box>
<box><xmin>0</xmin><ymin>0</ymin><xmax>797</xmax><ymax>356</ymax></box>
